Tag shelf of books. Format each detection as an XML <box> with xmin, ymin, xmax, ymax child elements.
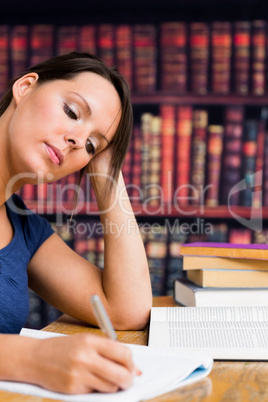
<box><xmin>3</xmin><ymin>18</ymin><xmax>268</xmax><ymax>313</ymax></box>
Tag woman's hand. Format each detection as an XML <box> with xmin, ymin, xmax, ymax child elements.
<box><xmin>30</xmin><ymin>334</ymin><xmax>135</xmax><ymax>394</ymax></box>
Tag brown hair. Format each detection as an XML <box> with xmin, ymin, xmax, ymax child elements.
<box><xmin>0</xmin><ymin>52</ymin><xmax>133</xmax><ymax>195</ymax></box>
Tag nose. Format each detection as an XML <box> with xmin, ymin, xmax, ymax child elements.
<box><xmin>64</xmin><ymin>131</ymin><xmax>85</xmax><ymax>149</ymax></box>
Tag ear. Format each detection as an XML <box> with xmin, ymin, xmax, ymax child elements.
<box><xmin>12</xmin><ymin>73</ymin><xmax>39</xmax><ymax>105</ymax></box>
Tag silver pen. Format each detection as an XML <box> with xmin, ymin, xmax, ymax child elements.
<box><xmin>90</xmin><ymin>294</ymin><xmax>117</xmax><ymax>341</ymax></box>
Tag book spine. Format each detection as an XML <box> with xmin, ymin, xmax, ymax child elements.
<box><xmin>251</xmin><ymin>20</ymin><xmax>266</xmax><ymax>95</ymax></box>
<box><xmin>252</xmin><ymin>117</ymin><xmax>266</xmax><ymax>207</ymax></box>
<box><xmin>228</xmin><ymin>228</ymin><xmax>252</xmax><ymax>244</ymax></box>
<box><xmin>211</xmin><ymin>21</ymin><xmax>232</xmax><ymax>94</ymax></box>
<box><xmin>175</xmin><ymin>105</ymin><xmax>193</xmax><ymax>205</ymax></box>
<box><xmin>10</xmin><ymin>25</ymin><xmax>29</xmax><ymax>78</ymax></box>
<box><xmin>56</xmin><ymin>25</ymin><xmax>78</xmax><ymax>55</ymax></box>
<box><xmin>164</xmin><ymin>226</ymin><xmax>188</xmax><ymax>295</ymax></box>
<box><xmin>190</xmin><ymin>109</ymin><xmax>208</xmax><ymax>205</ymax></box>
<box><xmin>0</xmin><ymin>25</ymin><xmax>9</xmax><ymax>97</ymax></box>
<box><xmin>30</xmin><ymin>25</ymin><xmax>54</xmax><ymax>65</ymax></box>
<box><xmin>133</xmin><ymin>24</ymin><xmax>157</xmax><ymax>92</ymax></box>
<box><xmin>115</xmin><ymin>25</ymin><xmax>133</xmax><ymax>89</ymax></box>
<box><xmin>145</xmin><ymin>226</ymin><xmax>168</xmax><ymax>296</ymax></box>
<box><xmin>263</xmin><ymin>127</ymin><xmax>268</xmax><ymax>206</ymax></box>
<box><xmin>220</xmin><ymin>106</ymin><xmax>244</xmax><ymax>205</ymax></box>
<box><xmin>241</xmin><ymin>119</ymin><xmax>258</xmax><ymax>206</ymax></box>
<box><xmin>189</xmin><ymin>22</ymin><xmax>209</xmax><ymax>94</ymax></box>
<box><xmin>131</xmin><ymin>124</ymin><xmax>142</xmax><ymax>203</ymax></box>
<box><xmin>148</xmin><ymin>116</ymin><xmax>162</xmax><ymax>206</ymax></box>
<box><xmin>160</xmin><ymin>22</ymin><xmax>187</xmax><ymax>92</ymax></box>
<box><xmin>141</xmin><ymin>112</ymin><xmax>153</xmax><ymax>203</ymax></box>
<box><xmin>97</xmin><ymin>24</ymin><xmax>115</xmax><ymax>67</ymax></box>
<box><xmin>78</xmin><ymin>25</ymin><xmax>97</xmax><ymax>54</ymax></box>
<box><xmin>160</xmin><ymin>105</ymin><xmax>176</xmax><ymax>205</ymax></box>
<box><xmin>205</xmin><ymin>125</ymin><xmax>224</xmax><ymax>206</ymax></box>
<box><xmin>233</xmin><ymin>21</ymin><xmax>251</xmax><ymax>95</ymax></box>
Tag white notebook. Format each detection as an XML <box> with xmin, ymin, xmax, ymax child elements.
<box><xmin>0</xmin><ymin>328</ymin><xmax>213</xmax><ymax>402</ymax></box>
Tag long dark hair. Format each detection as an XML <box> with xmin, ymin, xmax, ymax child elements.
<box><xmin>0</xmin><ymin>51</ymin><xmax>133</xmax><ymax>195</ymax></box>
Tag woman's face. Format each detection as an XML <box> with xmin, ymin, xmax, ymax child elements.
<box><xmin>7</xmin><ymin>71</ymin><xmax>121</xmax><ymax>184</ymax></box>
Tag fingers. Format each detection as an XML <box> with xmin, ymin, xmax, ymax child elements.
<box><xmin>84</xmin><ymin>335</ymin><xmax>135</xmax><ymax>391</ymax></box>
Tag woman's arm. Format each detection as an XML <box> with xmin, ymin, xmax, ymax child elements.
<box><xmin>90</xmin><ymin>169</ymin><xmax>152</xmax><ymax>328</ymax></box>
<box><xmin>28</xmin><ymin>149</ymin><xmax>152</xmax><ymax>330</ymax></box>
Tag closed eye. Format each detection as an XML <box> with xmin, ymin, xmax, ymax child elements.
<box><xmin>63</xmin><ymin>103</ymin><xmax>78</xmax><ymax>120</ymax></box>
<box><xmin>86</xmin><ymin>139</ymin><xmax>96</xmax><ymax>155</ymax></box>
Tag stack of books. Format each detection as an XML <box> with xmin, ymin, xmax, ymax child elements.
<box><xmin>174</xmin><ymin>242</ymin><xmax>268</xmax><ymax>307</ymax></box>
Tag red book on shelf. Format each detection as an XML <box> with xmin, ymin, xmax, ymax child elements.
<box><xmin>160</xmin><ymin>22</ymin><xmax>187</xmax><ymax>92</ymax></box>
<box><xmin>30</xmin><ymin>25</ymin><xmax>54</xmax><ymax>65</ymax></box>
<box><xmin>220</xmin><ymin>106</ymin><xmax>244</xmax><ymax>206</ymax></box>
<box><xmin>189</xmin><ymin>22</ymin><xmax>209</xmax><ymax>94</ymax></box>
<box><xmin>233</xmin><ymin>21</ymin><xmax>251</xmax><ymax>95</ymax></box>
<box><xmin>190</xmin><ymin>109</ymin><xmax>208</xmax><ymax>205</ymax></box>
<box><xmin>57</xmin><ymin>26</ymin><xmax>78</xmax><ymax>55</ymax></box>
<box><xmin>175</xmin><ymin>105</ymin><xmax>193</xmax><ymax>206</ymax></box>
<box><xmin>131</xmin><ymin>124</ymin><xmax>142</xmax><ymax>203</ymax></box>
<box><xmin>228</xmin><ymin>228</ymin><xmax>252</xmax><ymax>245</ymax></box>
<box><xmin>211</xmin><ymin>21</ymin><xmax>232</xmax><ymax>94</ymax></box>
<box><xmin>205</xmin><ymin>125</ymin><xmax>224</xmax><ymax>207</ymax></box>
<box><xmin>133</xmin><ymin>24</ymin><xmax>157</xmax><ymax>92</ymax></box>
<box><xmin>0</xmin><ymin>25</ymin><xmax>9</xmax><ymax>97</ymax></box>
<box><xmin>79</xmin><ymin>25</ymin><xmax>96</xmax><ymax>54</ymax></box>
<box><xmin>160</xmin><ymin>105</ymin><xmax>176</xmax><ymax>205</ymax></box>
<box><xmin>115</xmin><ymin>25</ymin><xmax>133</xmax><ymax>89</ymax></box>
<box><xmin>10</xmin><ymin>25</ymin><xmax>29</xmax><ymax>78</ymax></box>
<box><xmin>97</xmin><ymin>24</ymin><xmax>115</xmax><ymax>67</ymax></box>
<box><xmin>22</xmin><ymin>184</ymin><xmax>36</xmax><ymax>201</ymax></box>
<box><xmin>251</xmin><ymin>20</ymin><xmax>266</xmax><ymax>95</ymax></box>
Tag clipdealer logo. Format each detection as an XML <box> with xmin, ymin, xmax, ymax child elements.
<box><xmin>228</xmin><ymin>170</ymin><xmax>263</xmax><ymax>232</ymax></box>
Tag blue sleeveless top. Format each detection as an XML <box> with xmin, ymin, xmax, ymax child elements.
<box><xmin>0</xmin><ymin>194</ymin><xmax>54</xmax><ymax>334</ymax></box>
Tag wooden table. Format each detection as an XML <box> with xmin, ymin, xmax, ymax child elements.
<box><xmin>1</xmin><ymin>296</ymin><xmax>268</xmax><ymax>401</ymax></box>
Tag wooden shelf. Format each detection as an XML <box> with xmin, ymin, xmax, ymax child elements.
<box><xmin>25</xmin><ymin>201</ymin><xmax>268</xmax><ymax>219</ymax></box>
<box><xmin>131</xmin><ymin>93</ymin><xmax>268</xmax><ymax>106</ymax></box>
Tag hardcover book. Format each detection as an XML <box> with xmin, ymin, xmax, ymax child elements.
<box><xmin>186</xmin><ymin>268</ymin><xmax>268</xmax><ymax>288</ymax></box>
<box><xmin>173</xmin><ymin>277</ymin><xmax>268</xmax><ymax>309</ymax></box>
<box><xmin>205</xmin><ymin>125</ymin><xmax>224</xmax><ymax>206</ymax></box>
<box><xmin>182</xmin><ymin>255</ymin><xmax>268</xmax><ymax>271</ymax></box>
<box><xmin>160</xmin><ymin>22</ymin><xmax>187</xmax><ymax>92</ymax></box>
<box><xmin>180</xmin><ymin>242</ymin><xmax>268</xmax><ymax>260</ymax></box>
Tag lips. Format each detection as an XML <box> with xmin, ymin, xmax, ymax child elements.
<box><xmin>44</xmin><ymin>143</ymin><xmax>64</xmax><ymax>166</ymax></box>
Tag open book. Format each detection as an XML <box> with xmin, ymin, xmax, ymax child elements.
<box><xmin>148</xmin><ymin>306</ymin><xmax>268</xmax><ymax>360</ymax></box>
<box><xmin>0</xmin><ymin>328</ymin><xmax>213</xmax><ymax>402</ymax></box>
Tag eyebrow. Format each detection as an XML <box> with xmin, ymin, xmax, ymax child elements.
<box><xmin>70</xmin><ymin>91</ymin><xmax>111</xmax><ymax>145</ymax></box>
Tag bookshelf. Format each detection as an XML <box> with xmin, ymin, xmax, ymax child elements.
<box><xmin>3</xmin><ymin>0</ymin><xmax>268</xmax><ymax>310</ymax></box>
<box><xmin>132</xmin><ymin>94</ymin><xmax>268</xmax><ymax>106</ymax></box>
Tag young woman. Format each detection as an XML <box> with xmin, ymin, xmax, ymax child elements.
<box><xmin>0</xmin><ymin>52</ymin><xmax>152</xmax><ymax>394</ymax></box>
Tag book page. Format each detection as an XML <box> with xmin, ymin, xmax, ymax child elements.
<box><xmin>151</xmin><ymin>306</ymin><xmax>268</xmax><ymax>323</ymax></box>
<box><xmin>149</xmin><ymin>307</ymin><xmax>268</xmax><ymax>360</ymax></box>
